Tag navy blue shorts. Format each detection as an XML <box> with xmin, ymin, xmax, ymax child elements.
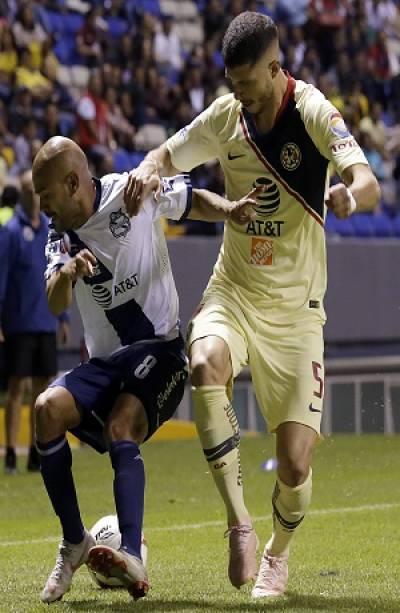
<box><xmin>51</xmin><ymin>336</ymin><xmax>188</xmax><ymax>453</ymax></box>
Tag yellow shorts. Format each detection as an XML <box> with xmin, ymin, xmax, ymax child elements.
<box><xmin>188</xmin><ymin>290</ymin><xmax>324</xmax><ymax>434</ymax></box>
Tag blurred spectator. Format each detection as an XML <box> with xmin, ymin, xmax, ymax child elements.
<box><xmin>276</xmin><ymin>0</ymin><xmax>309</xmax><ymax>27</ymax></box>
<box><xmin>153</xmin><ymin>15</ymin><xmax>182</xmax><ymax>73</ymax></box>
<box><xmin>76</xmin><ymin>70</ymin><xmax>111</xmax><ymax>156</ymax></box>
<box><xmin>12</xmin><ymin>2</ymin><xmax>46</xmax><ymax>67</ymax></box>
<box><xmin>15</xmin><ymin>47</ymin><xmax>52</xmax><ymax>101</ymax></box>
<box><xmin>359</xmin><ymin>130</ymin><xmax>387</xmax><ymax>181</ymax></box>
<box><xmin>204</xmin><ymin>0</ymin><xmax>226</xmax><ymax>42</ymax></box>
<box><xmin>104</xmin><ymin>86</ymin><xmax>135</xmax><ymax>150</ymax></box>
<box><xmin>76</xmin><ymin>6</ymin><xmax>108</xmax><ymax>68</ymax></box>
<box><xmin>10</xmin><ymin>118</ymin><xmax>39</xmax><ymax>175</ymax></box>
<box><xmin>0</xmin><ymin>184</ymin><xmax>18</xmax><ymax>225</ymax></box>
<box><xmin>38</xmin><ymin>102</ymin><xmax>64</xmax><ymax>142</ymax></box>
<box><xmin>359</xmin><ymin>101</ymin><xmax>388</xmax><ymax>153</ymax></box>
<box><xmin>8</xmin><ymin>86</ymin><xmax>34</xmax><ymax>134</ymax></box>
<box><xmin>0</xmin><ymin>170</ymin><xmax>69</xmax><ymax>474</ymax></box>
<box><xmin>0</xmin><ymin>26</ymin><xmax>17</xmax><ymax>77</ymax></box>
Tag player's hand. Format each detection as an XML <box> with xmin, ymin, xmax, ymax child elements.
<box><xmin>0</xmin><ymin>327</ymin><xmax>4</xmax><ymax>343</ymax></box>
<box><xmin>61</xmin><ymin>249</ymin><xmax>97</xmax><ymax>282</ymax></box>
<box><xmin>325</xmin><ymin>183</ymin><xmax>356</xmax><ymax>219</ymax></box>
<box><xmin>124</xmin><ymin>163</ymin><xmax>162</xmax><ymax>216</ymax></box>
<box><xmin>228</xmin><ymin>185</ymin><xmax>265</xmax><ymax>224</ymax></box>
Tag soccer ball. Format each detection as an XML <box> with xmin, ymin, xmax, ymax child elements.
<box><xmin>87</xmin><ymin>515</ymin><xmax>148</xmax><ymax>588</ymax></box>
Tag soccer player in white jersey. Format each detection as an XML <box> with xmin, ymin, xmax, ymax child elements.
<box><xmin>31</xmin><ymin>136</ymin><xmax>258</xmax><ymax>604</ymax></box>
<box><xmin>124</xmin><ymin>12</ymin><xmax>380</xmax><ymax>599</ymax></box>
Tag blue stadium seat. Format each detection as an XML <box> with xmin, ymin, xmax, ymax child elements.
<box><xmin>392</xmin><ymin>213</ymin><xmax>400</xmax><ymax>237</ymax></box>
<box><xmin>113</xmin><ymin>149</ymin><xmax>132</xmax><ymax>173</ymax></box>
<box><xmin>43</xmin><ymin>9</ymin><xmax>65</xmax><ymax>34</ymax></box>
<box><xmin>324</xmin><ymin>211</ymin><xmax>340</xmax><ymax>235</ymax></box>
<box><xmin>371</xmin><ymin>212</ymin><xmax>393</xmax><ymax>238</ymax></box>
<box><xmin>130</xmin><ymin>152</ymin><xmax>145</xmax><ymax>169</ymax></box>
<box><xmin>137</xmin><ymin>0</ymin><xmax>161</xmax><ymax>17</ymax></box>
<box><xmin>54</xmin><ymin>38</ymin><xmax>74</xmax><ymax>64</ymax></box>
<box><xmin>106</xmin><ymin>17</ymin><xmax>128</xmax><ymax>38</ymax></box>
<box><xmin>64</xmin><ymin>12</ymin><xmax>84</xmax><ymax>34</ymax></box>
<box><xmin>352</xmin><ymin>213</ymin><xmax>374</xmax><ymax>237</ymax></box>
<box><xmin>335</xmin><ymin>216</ymin><xmax>356</xmax><ymax>237</ymax></box>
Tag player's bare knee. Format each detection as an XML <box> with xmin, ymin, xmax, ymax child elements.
<box><xmin>35</xmin><ymin>393</ymin><xmax>63</xmax><ymax>435</ymax></box>
<box><xmin>190</xmin><ymin>349</ymin><xmax>226</xmax><ymax>385</ymax></box>
<box><xmin>278</xmin><ymin>458</ymin><xmax>310</xmax><ymax>487</ymax></box>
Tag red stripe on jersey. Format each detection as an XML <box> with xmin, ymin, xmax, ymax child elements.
<box><xmin>239</xmin><ymin>112</ymin><xmax>324</xmax><ymax>227</ymax></box>
<box><xmin>275</xmin><ymin>73</ymin><xmax>296</xmax><ymax>124</ymax></box>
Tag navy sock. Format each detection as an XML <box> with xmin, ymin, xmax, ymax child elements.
<box><xmin>37</xmin><ymin>435</ymin><xmax>84</xmax><ymax>544</ymax></box>
<box><xmin>110</xmin><ymin>440</ymin><xmax>145</xmax><ymax>559</ymax></box>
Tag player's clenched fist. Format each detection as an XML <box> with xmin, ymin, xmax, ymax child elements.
<box><xmin>229</xmin><ymin>185</ymin><xmax>265</xmax><ymax>224</ymax></box>
<box><xmin>60</xmin><ymin>249</ymin><xmax>97</xmax><ymax>282</ymax></box>
<box><xmin>124</xmin><ymin>164</ymin><xmax>161</xmax><ymax>216</ymax></box>
<box><xmin>325</xmin><ymin>183</ymin><xmax>357</xmax><ymax>219</ymax></box>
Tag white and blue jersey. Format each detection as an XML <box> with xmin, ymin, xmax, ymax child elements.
<box><xmin>45</xmin><ymin>173</ymin><xmax>192</xmax><ymax>359</ymax></box>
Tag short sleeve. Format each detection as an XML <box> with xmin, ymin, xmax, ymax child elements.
<box><xmin>300</xmin><ymin>88</ymin><xmax>369</xmax><ymax>176</ymax></box>
<box><xmin>44</xmin><ymin>226</ymin><xmax>71</xmax><ymax>281</ymax></box>
<box><xmin>167</xmin><ymin>101</ymin><xmax>219</xmax><ymax>171</ymax></box>
<box><xmin>144</xmin><ymin>174</ymin><xmax>192</xmax><ymax>222</ymax></box>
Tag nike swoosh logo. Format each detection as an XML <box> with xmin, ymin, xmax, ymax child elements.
<box><xmin>309</xmin><ymin>403</ymin><xmax>322</xmax><ymax>413</ymax></box>
<box><xmin>228</xmin><ymin>152</ymin><xmax>245</xmax><ymax>160</ymax></box>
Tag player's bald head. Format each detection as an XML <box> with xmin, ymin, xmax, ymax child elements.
<box><xmin>32</xmin><ymin>136</ymin><xmax>95</xmax><ymax>232</ymax></box>
<box><xmin>33</xmin><ymin>136</ymin><xmax>89</xmax><ymax>182</ymax></box>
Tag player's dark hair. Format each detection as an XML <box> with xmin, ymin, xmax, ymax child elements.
<box><xmin>222</xmin><ymin>12</ymin><xmax>278</xmax><ymax>68</ymax></box>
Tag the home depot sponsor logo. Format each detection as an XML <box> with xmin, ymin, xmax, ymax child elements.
<box><xmin>250</xmin><ymin>238</ymin><xmax>273</xmax><ymax>265</ymax></box>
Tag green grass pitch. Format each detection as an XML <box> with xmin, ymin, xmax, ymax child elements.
<box><xmin>1</xmin><ymin>435</ymin><xmax>399</xmax><ymax>613</ymax></box>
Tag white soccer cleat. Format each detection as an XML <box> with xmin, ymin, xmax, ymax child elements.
<box><xmin>251</xmin><ymin>547</ymin><xmax>288</xmax><ymax>598</ymax></box>
<box><xmin>87</xmin><ymin>545</ymin><xmax>149</xmax><ymax>600</ymax></box>
<box><xmin>41</xmin><ymin>530</ymin><xmax>95</xmax><ymax>603</ymax></box>
<box><xmin>225</xmin><ymin>524</ymin><xmax>259</xmax><ymax>588</ymax></box>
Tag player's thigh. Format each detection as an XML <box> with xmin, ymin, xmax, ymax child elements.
<box><xmin>115</xmin><ymin>336</ymin><xmax>188</xmax><ymax>441</ymax></box>
<box><xmin>188</xmin><ymin>294</ymin><xmax>248</xmax><ymax>380</ymax></box>
<box><xmin>33</xmin><ymin>333</ymin><xmax>58</xmax><ymax>378</ymax></box>
<box><xmin>5</xmin><ymin>333</ymin><xmax>36</xmax><ymax>378</ymax></box>
<box><xmin>49</xmin><ymin>359</ymin><xmax>122</xmax><ymax>452</ymax></box>
<box><xmin>105</xmin><ymin>392</ymin><xmax>148</xmax><ymax>444</ymax></box>
<box><xmin>249</xmin><ymin>321</ymin><xmax>324</xmax><ymax>434</ymax></box>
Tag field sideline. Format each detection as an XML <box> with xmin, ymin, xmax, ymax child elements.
<box><xmin>1</xmin><ymin>435</ymin><xmax>399</xmax><ymax>612</ymax></box>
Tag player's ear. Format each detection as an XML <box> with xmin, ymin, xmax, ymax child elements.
<box><xmin>66</xmin><ymin>171</ymin><xmax>79</xmax><ymax>196</ymax></box>
<box><xmin>269</xmin><ymin>60</ymin><xmax>280</xmax><ymax>78</ymax></box>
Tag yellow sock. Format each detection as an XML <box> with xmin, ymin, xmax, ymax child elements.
<box><xmin>192</xmin><ymin>385</ymin><xmax>250</xmax><ymax>526</ymax></box>
<box><xmin>268</xmin><ymin>469</ymin><xmax>313</xmax><ymax>557</ymax></box>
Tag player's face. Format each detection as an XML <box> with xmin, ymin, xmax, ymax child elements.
<box><xmin>226</xmin><ymin>50</ymin><xmax>279</xmax><ymax>115</ymax></box>
<box><xmin>33</xmin><ymin>171</ymin><xmax>81</xmax><ymax>232</ymax></box>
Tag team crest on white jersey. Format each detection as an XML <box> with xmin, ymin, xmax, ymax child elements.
<box><xmin>280</xmin><ymin>142</ymin><xmax>302</xmax><ymax>171</ymax></box>
<box><xmin>109</xmin><ymin>209</ymin><xmax>131</xmax><ymax>238</ymax></box>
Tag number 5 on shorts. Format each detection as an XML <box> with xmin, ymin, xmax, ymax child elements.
<box><xmin>312</xmin><ymin>361</ymin><xmax>324</xmax><ymax>399</ymax></box>
<box><xmin>134</xmin><ymin>355</ymin><xmax>157</xmax><ymax>379</ymax></box>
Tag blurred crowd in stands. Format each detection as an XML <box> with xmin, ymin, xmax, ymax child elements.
<box><xmin>0</xmin><ymin>0</ymin><xmax>399</xmax><ymax>236</ymax></box>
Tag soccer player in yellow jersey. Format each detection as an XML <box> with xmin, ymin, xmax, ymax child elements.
<box><xmin>124</xmin><ymin>12</ymin><xmax>380</xmax><ymax>598</ymax></box>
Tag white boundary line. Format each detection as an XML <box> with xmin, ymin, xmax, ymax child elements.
<box><xmin>1</xmin><ymin>502</ymin><xmax>399</xmax><ymax>547</ymax></box>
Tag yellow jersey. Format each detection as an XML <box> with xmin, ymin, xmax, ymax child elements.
<box><xmin>167</xmin><ymin>77</ymin><xmax>368</xmax><ymax>324</ymax></box>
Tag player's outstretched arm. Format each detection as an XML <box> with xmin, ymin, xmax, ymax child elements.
<box><xmin>124</xmin><ymin>143</ymin><xmax>181</xmax><ymax>216</ymax></box>
<box><xmin>325</xmin><ymin>163</ymin><xmax>381</xmax><ymax>219</ymax></box>
<box><xmin>46</xmin><ymin>249</ymin><xmax>96</xmax><ymax>315</ymax></box>
<box><xmin>189</xmin><ymin>186</ymin><xmax>264</xmax><ymax>223</ymax></box>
